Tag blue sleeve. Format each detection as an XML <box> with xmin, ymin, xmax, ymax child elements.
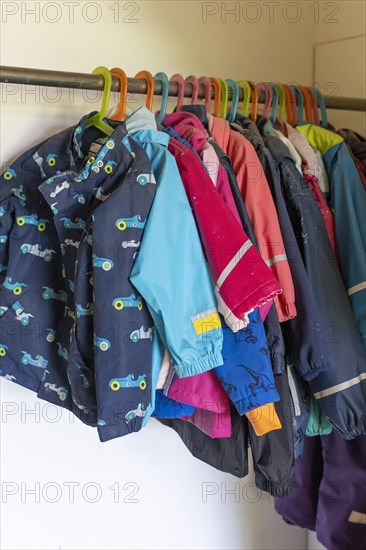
<box><xmin>130</xmin><ymin>150</ymin><xmax>224</xmax><ymax>378</ymax></box>
<box><xmin>214</xmin><ymin>310</ymin><xmax>279</xmax><ymax>416</ymax></box>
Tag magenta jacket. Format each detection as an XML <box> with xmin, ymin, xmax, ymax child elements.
<box><xmin>165</xmin><ymin>117</ymin><xmax>282</xmax><ymax>331</ymax></box>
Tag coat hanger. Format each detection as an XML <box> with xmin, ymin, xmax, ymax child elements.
<box><xmin>247</xmin><ymin>80</ymin><xmax>258</xmax><ymax>123</ymax></box>
<box><xmin>269</xmin><ymin>83</ymin><xmax>279</xmax><ymax>124</ymax></box>
<box><xmin>219</xmin><ymin>78</ymin><xmax>229</xmax><ymax>118</ymax></box>
<box><xmin>209</xmin><ymin>77</ymin><xmax>221</xmax><ymax>116</ymax></box>
<box><xmin>170</xmin><ymin>73</ymin><xmax>185</xmax><ymax>111</ymax></box>
<box><xmin>311</xmin><ymin>86</ymin><xmax>329</xmax><ymax>128</ymax></box>
<box><xmin>135</xmin><ymin>70</ymin><xmax>154</xmax><ymax>111</ymax></box>
<box><xmin>85</xmin><ymin>66</ymin><xmax>115</xmax><ymax>136</ymax></box>
<box><xmin>290</xmin><ymin>85</ymin><xmax>305</xmax><ymax>125</ymax></box>
<box><xmin>283</xmin><ymin>84</ymin><xmax>297</xmax><ymax>126</ymax></box>
<box><xmin>110</xmin><ymin>68</ymin><xmax>128</xmax><ymax>120</ymax></box>
<box><xmin>199</xmin><ymin>76</ymin><xmax>212</xmax><ymax>112</ymax></box>
<box><xmin>307</xmin><ymin>87</ymin><xmax>321</xmax><ymax>125</ymax></box>
<box><xmin>257</xmin><ymin>82</ymin><xmax>273</xmax><ymax>119</ymax></box>
<box><xmin>299</xmin><ymin>85</ymin><xmax>313</xmax><ymax>122</ymax></box>
<box><xmin>276</xmin><ymin>84</ymin><xmax>287</xmax><ymax>124</ymax></box>
<box><xmin>186</xmin><ymin>75</ymin><xmax>199</xmax><ymax>104</ymax></box>
<box><xmin>237</xmin><ymin>80</ymin><xmax>251</xmax><ymax>118</ymax></box>
<box><xmin>226</xmin><ymin>79</ymin><xmax>239</xmax><ymax>122</ymax></box>
<box><xmin>154</xmin><ymin>72</ymin><xmax>169</xmax><ymax>126</ymax></box>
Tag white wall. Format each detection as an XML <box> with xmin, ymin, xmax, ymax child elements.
<box><xmin>0</xmin><ymin>1</ymin><xmax>362</xmax><ymax>549</ymax></box>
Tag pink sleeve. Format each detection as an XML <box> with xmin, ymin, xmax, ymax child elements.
<box><xmin>228</xmin><ymin>134</ymin><xmax>297</xmax><ymax>322</ymax></box>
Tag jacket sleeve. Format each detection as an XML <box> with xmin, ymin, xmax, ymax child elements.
<box><xmin>168</xmin><ymin>140</ymin><xmax>282</xmax><ymax>333</ymax></box>
<box><xmin>229</xmin><ymin>138</ymin><xmax>297</xmax><ymax>323</ymax></box>
<box><xmin>130</xmin><ymin>150</ymin><xmax>224</xmax><ymax>379</ymax></box>
<box><xmin>328</xmin><ymin>143</ymin><xmax>366</xmax><ymax>346</ymax></box>
<box><xmin>248</xmin><ymin>368</ymin><xmax>294</xmax><ymax>497</ymax></box>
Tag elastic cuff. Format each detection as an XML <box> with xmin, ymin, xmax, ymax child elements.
<box><xmin>300</xmin><ymin>360</ymin><xmax>332</xmax><ymax>381</ymax></box>
<box><xmin>306</xmin><ymin>424</ymin><xmax>333</xmax><ymax>437</ymax></box>
<box><xmin>334</xmin><ymin>418</ymin><xmax>366</xmax><ymax>439</ymax></box>
<box><xmin>97</xmin><ymin>419</ymin><xmax>143</xmax><ymax>442</ymax></box>
<box><xmin>234</xmin><ymin>388</ymin><xmax>280</xmax><ymax>416</ymax></box>
<box><xmin>275</xmin><ymin>299</ymin><xmax>297</xmax><ymax>322</ymax></box>
<box><xmin>255</xmin><ymin>476</ymin><xmax>293</xmax><ymax>497</ymax></box>
<box><xmin>174</xmin><ymin>351</ymin><xmax>223</xmax><ymax>378</ymax></box>
<box><xmin>246</xmin><ymin>403</ymin><xmax>282</xmax><ymax>436</ymax></box>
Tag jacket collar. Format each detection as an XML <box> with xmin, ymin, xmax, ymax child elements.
<box><xmin>163</xmin><ymin>111</ymin><xmax>209</xmax><ymax>154</ymax></box>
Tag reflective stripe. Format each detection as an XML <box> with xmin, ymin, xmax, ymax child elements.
<box><xmin>191</xmin><ymin>308</ymin><xmax>218</xmax><ymax>323</ymax></box>
<box><xmin>216</xmin><ymin>240</ymin><xmax>252</xmax><ymax>289</ymax></box>
<box><xmin>347</xmin><ymin>281</ymin><xmax>366</xmax><ymax>296</ymax></box>
<box><xmin>348</xmin><ymin>511</ymin><xmax>366</xmax><ymax>525</ymax></box>
<box><xmin>287</xmin><ymin>366</ymin><xmax>301</xmax><ymax>417</ymax></box>
<box><xmin>191</xmin><ymin>312</ymin><xmax>221</xmax><ymax>335</ymax></box>
<box><xmin>314</xmin><ymin>373</ymin><xmax>366</xmax><ymax>400</ymax></box>
<box><xmin>265</xmin><ymin>254</ymin><xmax>288</xmax><ymax>268</ymax></box>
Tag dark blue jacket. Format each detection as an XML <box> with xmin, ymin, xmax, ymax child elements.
<box><xmin>0</xmin><ymin>115</ymin><xmax>159</xmax><ymax>441</ymax></box>
<box><xmin>267</xmin><ymin>135</ymin><xmax>366</xmax><ymax>440</ymax></box>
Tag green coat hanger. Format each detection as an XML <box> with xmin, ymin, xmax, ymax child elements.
<box><xmin>85</xmin><ymin>66</ymin><xmax>115</xmax><ymax>136</ymax></box>
<box><xmin>219</xmin><ymin>78</ymin><xmax>229</xmax><ymax>119</ymax></box>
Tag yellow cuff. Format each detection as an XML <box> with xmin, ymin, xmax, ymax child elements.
<box><xmin>246</xmin><ymin>403</ymin><xmax>282</xmax><ymax>436</ymax></box>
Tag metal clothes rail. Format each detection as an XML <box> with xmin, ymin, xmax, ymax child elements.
<box><xmin>0</xmin><ymin>65</ymin><xmax>365</xmax><ymax>112</ymax></box>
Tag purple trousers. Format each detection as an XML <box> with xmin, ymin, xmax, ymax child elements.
<box><xmin>275</xmin><ymin>433</ymin><xmax>366</xmax><ymax>549</ymax></box>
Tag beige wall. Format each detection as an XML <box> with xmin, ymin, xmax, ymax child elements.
<box><xmin>313</xmin><ymin>0</ymin><xmax>366</xmax><ymax>133</ymax></box>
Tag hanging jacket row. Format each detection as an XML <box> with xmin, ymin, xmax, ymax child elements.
<box><xmin>1</xmin><ymin>100</ymin><xmax>365</xmax><ymax>502</ymax></box>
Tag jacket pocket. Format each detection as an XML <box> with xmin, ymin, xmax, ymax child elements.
<box><xmin>67</xmin><ymin>327</ymin><xmax>98</xmax><ymax>424</ymax></box>
<box><xmin>0</xmin><ymin>286</ymin><xmax>62</xmax><ymax>390</ymax></box>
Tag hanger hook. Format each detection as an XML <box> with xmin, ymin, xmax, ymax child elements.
<box><xmin>311</xmin><ymin>86</ymin><xmax>328</xmax><ymax>128</ymax></box>
<box><xmin>257</xmin><ymin>83</ymin><xmax>273</xmax><ymax>119</ymax></box>
<box><xmin>283</xmin><ymin>84</ymin><xmax>297</xmax><ymax>126</ymax></box>
<box><xmin>209</xmin><ymin>77</ymin><xmax>221</xmax><ymax>117</ymax></box>
<box><xmin>226</xmin><ymin>79</ymin><xmax>239</xmax><ymax>122</ymax></box>
<box><xmin>306</xmin><ymin>86</ymin><xmax>321</xmax><ymax>125</ymax></box>
<box><xmin>247</xmin><ymin>80</ymin><xmax>258</xmax><ymax>122</ymax></box>
<box><xmin>290</xmin><ymin>85</ymin><xmax>305</xmax><ymax>125</ymax></box>
<box><xmin>154</xmin><ymin>72</ymin><xmax>169</xmax><ymax>126</ymax></box>
<box><xmin>299</xmin><ymin>85</ymin><xmax>314</xmax><ymax>122</ymax></box>
<box><xmin>219</xmin><ymin>78</ymin><xmax>229</xmax><ymax>119</ymax></box>
<box><xmin>185</xmin><ymin>75</ymin><xmax>199</xmax><ymax>104</ymax></box>
<box><xmin>268</xmin><ymin>83</ymin><xmax>279</xmax><ymax>124</ymax></box>
<box><xmin>135</xmin><ymin>70</ymin><xmax>154</xmax><ymax>111</ymax></box>
<box><xmin>84</xmin><ymin>66</ymin><xmax>114</xmax><ymax>136</ymax></box>
<box><xmin>237</xmin><ymin>80</ymin><xmax>251</xmax><ymax>117</ymax></box>
<box><xmin>92</xmin><ymin>66</ymin><xmax>112</xmax><ymax>119</ymax></box>
<box><xmin>170</xmin><ymin>74</ymin><xmax>185</xmax><ymax>111</ymax></box>
<box><xmin>199</xmin><ymin>76</ymin><xmax>212</xmax><ymax>112</ymax></box>
<box><xmin>110</xmin><ymin>68</ymin><xmax>128</xmax><ymax>120</ymax></box>
<box><xmin>276</xmin><ymin>83</ymin><xmax>286</xmax><ymax>123</ymax></box>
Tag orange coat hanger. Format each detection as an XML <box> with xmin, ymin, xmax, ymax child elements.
<box><xmin>134</xmin><ymin>70</ymin><xmax>154</xmax><ymax>111</ymax></box>
<box><xmin>110</xmin><ymin>68</ymin><xmax>128</xmax><ymax>120</ymax></box>
<box><xmin>209</xmin><ymin>77</ymin><xmax>221</xmax><ymax>117</ymax></box>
